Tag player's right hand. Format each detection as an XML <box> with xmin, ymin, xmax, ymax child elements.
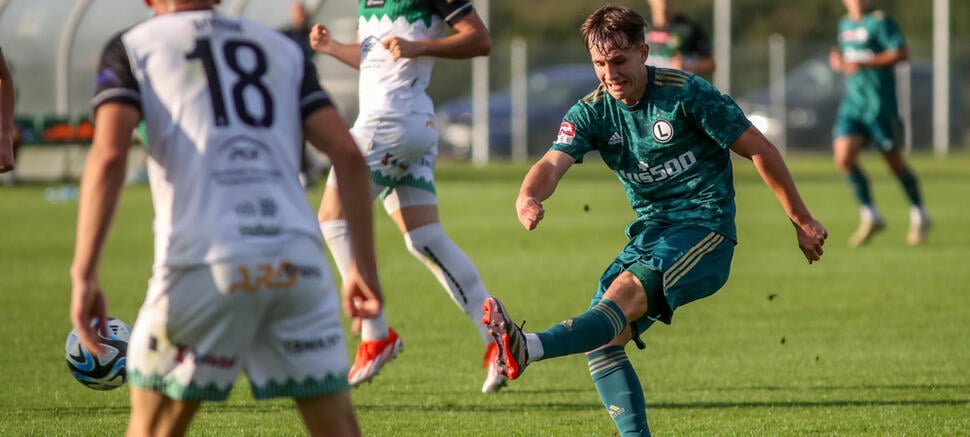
<box><xmin>309</xmin><ymin>24</ymin><xmax>333</xmax><ymax>54</ymax></box>
<box><xmin>793</xmin><ymin>218</ymin><xmax>828</xmax><ymax>264</ymax></box>
<box><xmin>516</xmin><ymin>197</ymin><xmax>545</xmax><ymax>231</ymax></box>
<box><xmin>828</xmin><ymin>48</ymin><xmax>844</xmax><ymax>72</ymax></box>
<box><xmin>341</xmin><ymin>266</ymin><xmax>383</xmax><ymax>320</ymax></box>
<box><xmin>69</xmin><ymin>277</ymin><xmax>109</xmax><ymax>356</ymax></box>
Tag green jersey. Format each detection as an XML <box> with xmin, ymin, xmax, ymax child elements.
<box><xmin>837</xmin><ymin>9</ymin><xmax>906</xmax><ymax>119</ymax></box>
<box><xmin>552</xmin><ymin>67</ymin><xmax>750</xmax><ymax>241</ymax></box>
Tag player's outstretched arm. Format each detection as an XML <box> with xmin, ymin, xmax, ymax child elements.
<box><xmin>304</xmin><ymin>106</ymin><xmax>383</xmax><ymax>318</ymax></box>
<box><xmin>309</xmin><ymin>24</ymin><xmax>361</xmax><ymax>69</ymax></box>
<box><xmin>70</xmin><ymin>103</ymin><xmax>138</xmax><ymax>355</ymax></box>
<box><xmin>382</xmin><ymin>10</ymin><xmax>490</xmax><ymax>61</ymax></box>
<box><xmin>516</xmin><ymin>150</ymin><xmax>574</xmax><ymax>231</ymax></box>
<box><xmin>730</xmin><ymin>127</ymin><xmax>827</xmax><ymax>263</ymax></box>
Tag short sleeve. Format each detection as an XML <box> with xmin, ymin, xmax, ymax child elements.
<box><xmin>429</xmin><ymin>0</ymin><xmax>474</xmax><ymax>26</ymax></box>
<box><xmin>876</xmin><ymin>15</ymin><xmax>906</xmax><ymax>51</ymax></box>
<box><xmin>550</xmin><ymin>103</ymin><xmax>598</xmax><ymax>163</ymax></box>
<box><xmin>682</xmin><ymin>76</ymin><xmax>750</xmax><ymax>148</ymax></box>
<box><xmin>299</xmin><ymin>57</ymin><xmax>333</xmax><ymax>120</ymax></box>
<box><xmin>91</xmin><ymin>33</ymin><xmax>140</xmax><ymax>114</ymax></box>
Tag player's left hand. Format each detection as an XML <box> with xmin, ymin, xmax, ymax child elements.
<box><xmin>382</xmin><ymin>37</ymin><xmax>421</xmax><ymax>60</ymax></box>
<box><xmin>792</xmin><ymin>218</ymin><xmax>827</xmax><ymax>264</ymax></box>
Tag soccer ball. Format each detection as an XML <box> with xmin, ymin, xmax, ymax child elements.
<box><xmin>65</xmin><ymin>317</ymin><xmax>131</xmax><ymax>391</ymax></box>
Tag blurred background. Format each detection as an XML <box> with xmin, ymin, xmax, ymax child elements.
<box><xmin>1</xmin><ymin>0</ymin><xmax>967</xmax><ymax>182</ymax></box>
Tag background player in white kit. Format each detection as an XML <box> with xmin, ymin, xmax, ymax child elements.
<box><xmin>69</xmin><ymin>0</ymin><xmax>382</xmax><ymax>435</ymax></box>
<box><xmin>308</xmin><ymin>0</ymin><xmax>504</xmax><ymax>392</ymax></box>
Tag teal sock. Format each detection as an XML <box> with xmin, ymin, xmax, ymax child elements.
<box><xmin>536</xmin><ymin>299</ymin><xmax>626</xmax><ymax>359</ymax></box>
<box><xmin>847</xmin><ymin>166</ymin><xmax>873</xmax><ymax>206</ymax></box>
<box><xmin>588</xmin><ymin>346</ymin><xmax>650</xmax><ymax>437</ymax></box>
<box><xmin>896</xmin><ymin>167</ymin><xmax>923</xmax><ymax>206</ymax></box>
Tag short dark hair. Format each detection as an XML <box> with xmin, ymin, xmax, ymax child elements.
<box><xmin>581</xmin><ymin>5</ymin><xmax>648</xmax><ymax>54</ymax></box>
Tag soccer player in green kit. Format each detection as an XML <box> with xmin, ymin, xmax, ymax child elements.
<box><xmin>644</xmin><ymin>0</ymin><xmax>715</xmax><ymax>76</ymax></box>
<box><xmin>830</xmin><ymin>0</ymin><xmax>931</xmax><ymax>247</ymax></box>
<box><xmin>481</xmin><ymin>6</ymin><xmax>828</xmax><ymax>436</ymax></box>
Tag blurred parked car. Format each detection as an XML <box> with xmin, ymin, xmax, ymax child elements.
<box><xmin>435</xmin><ymin>63</ymin><xmax>598</xmax><ymax>158</ymax></box>
<box><xmin>736</xmin><ymin>56</ymin><xmax>965</xmax><ymax>151</ymax></box>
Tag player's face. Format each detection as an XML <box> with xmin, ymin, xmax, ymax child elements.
<box><xmin>589</xmin><ymin>42</ymin><xmax>649</xmax><ymax>106</ymax></box>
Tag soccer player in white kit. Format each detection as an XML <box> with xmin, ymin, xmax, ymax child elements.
<box><xmin>309</xmin><ymin>0</ymin><xmax>505</xmax><ymax>392</ymax></box>
<box><xmin>69</xmin><ymin>1</ymin><xmax>382</xmax><ymax>435</ymax></box>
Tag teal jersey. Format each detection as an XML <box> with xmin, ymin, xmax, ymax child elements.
<box><xmin>552</xmin><ymin>67</ymin><xmax>750</xmax><ymax>241</ymax></box>
<box><xmin>837</xmin><ymin>9</ymin><xmax>906</xmax><ymax>119</ymax></box>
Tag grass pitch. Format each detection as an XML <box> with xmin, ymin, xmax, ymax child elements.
<box><xmin>0</xmin><ymin>152</ymin><xmax>967</xmax><ymax>436</ymax></box>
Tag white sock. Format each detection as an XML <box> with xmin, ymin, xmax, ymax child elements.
<box><xmin>321</xmin><ymin>219</ymin><xmax>389</xmax><ymax>341</ymax></box>
<box><xmin>404</xmin><ymin>222</ymin><xmax>491</xmax><ymax>346</ymax></box>
<box><xmin>860</xmin><ymin>205</ymin><xmax>883</xmax><ymax>223</ymax></box>
<box><xmin>320</xmin><ymin>220</ymin><xmax>353</xmax><ymax>279</ymax></box>
<box><xmin>525</xmin><ymin>333</ymin><xmax>544</xmax><ymax>364</ymax></box>
<box><xmin>909</xmin><ymin>205</ymin><xmax>930</xmax><ymax>225</ymax></box>
<box><xmin>360</xmin><ymin>310</ymin><xmax>390</xmax><ymax>341</ymax></box>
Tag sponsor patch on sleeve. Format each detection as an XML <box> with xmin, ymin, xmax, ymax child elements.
<box><xmin>556</xmin><ymin>122</ymin><xmax>576</xmax><ymax>145</ymax></box>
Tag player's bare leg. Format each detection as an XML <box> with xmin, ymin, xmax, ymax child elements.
<box><xmin>128</xmin><ymin>387</ymin><xmax>200</xmax><ymax>437</ymax></box>
<box><xmin>295</xmin><ymin>391</ymin><xmax>361</xmax><ymax>437</ymax></box>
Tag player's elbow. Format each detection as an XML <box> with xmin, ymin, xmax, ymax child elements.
<box><xmin>472</xmin><ymin>37</ymin><xmax>491</xmax><ymax>57</ymax></box>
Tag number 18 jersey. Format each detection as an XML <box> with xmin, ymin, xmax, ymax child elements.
<box><xmin>92</xmin><ymin>10</ymin><xmax>334</xmax><ymax>268</ymax></box>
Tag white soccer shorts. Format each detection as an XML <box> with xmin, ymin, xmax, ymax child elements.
<box><xmin>127</xmin><ymin>237</ymin><xmax>350</xmax><ymax>401</ymax></box>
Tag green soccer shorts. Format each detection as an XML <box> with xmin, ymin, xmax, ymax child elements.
<box><xmin>590</xmin><ymin>223</ymin><xmax>736</xmax><ymax>344</ymax></box>
<box><xmin>833</xmin><ymin>113</ymin><xmax>904</xmax><ymax>152</ymax></box>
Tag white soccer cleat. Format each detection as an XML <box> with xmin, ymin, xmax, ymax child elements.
<box><xmin>481</xmin><ymin>342</ymin><xmax>508</xmax><ymax>393</ymax></box>
<box><xmin>907</xmin><ymin>219</ymin><xmax>931</xmax><ymax>246</ymax></box>
<box><xmin>347</xmin><ymin>328</ymin><xmax>403</xmax><ymax>386</ymax></box>
<box><xmin>906</xmin><ymin>207</ymin><xmax>931</xmax><ymax>246</ymax></box>
<box><xmin>849</xmin><ymin>218</ymin><xmax>885</xmax><ymax>247</ymax></box>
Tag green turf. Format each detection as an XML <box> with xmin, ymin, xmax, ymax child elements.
<box><xmin>0</xmin><ymin>152</ymin><xmax>967</xmax><ymax>436</ymax></box>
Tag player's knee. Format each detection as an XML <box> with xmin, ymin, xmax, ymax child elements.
<box><xmin>605</xmin><ymin>273</ymin><xmax>649</xmax><ymax>321</ymax></box>
<box><xmin>403</xmin><ymin>222</ymin><xmax>444</xmax><ymax>260</ymax></box>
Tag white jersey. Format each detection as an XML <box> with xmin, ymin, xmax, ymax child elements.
<box><xmin>356</xmin><ymin>0</ymin><xmax>474</xmax><ymax>117</ymax></box>
<box><xmin>92</xmin><ymin>10</ymin><xmax>334</xmax><ymax>268</ymax></box>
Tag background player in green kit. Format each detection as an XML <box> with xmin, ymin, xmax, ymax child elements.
<box><xmin>830</xmin><ymin>0</ymin><xmax>931</xmax><ymax>247</ymax></box>
<box><xmin>643</xmin><ymin>0</ymin><xmax>715</xmax><ymax>76</ymax></box>
<box><xmin>481</xmin><ymin>6</ymin><xmax>828</xmax><ymax>436</ymax></box>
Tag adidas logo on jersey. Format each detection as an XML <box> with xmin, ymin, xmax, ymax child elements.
<box><xmin>608</xmin><ymin>132</ymin><xmax>622</xmax><ymax>145</ymax></box>
<box><xmin>608</xmin><ymin>404</ymin><xmax>626</xmax><ymax>418</ymax></box>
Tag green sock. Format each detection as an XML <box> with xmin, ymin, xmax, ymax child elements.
<box><xmin>896</xmin><ymin>167</ymin><xmax>923</xmax><ymax>206</ymax></box>
<box><xmin>536</xmin><ymin>299</ymin><xmax>626</xmax><ymax>359</ymax></box>
<box><xmin>588</xmin><ymin>346</ymin><xmax>650</xmax><ymax>437</ymax></box>
<box><xmin>847</xmin><ymin>166</ymin><xmax>873</xmax><ymax>206</ymax></box>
